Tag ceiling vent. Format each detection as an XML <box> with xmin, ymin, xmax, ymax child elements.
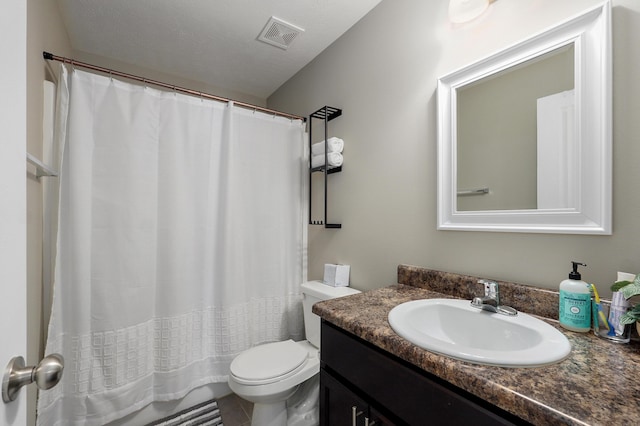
<box><xmin>257</xmin><ymin>16</ymin><xmax>305</xmax><ymax>50</ymax></box>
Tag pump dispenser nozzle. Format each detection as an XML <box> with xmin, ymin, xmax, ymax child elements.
<box><xmin>569</xmin><ymin>261</ymin><xmax>586</xmax><ymax>280</ymax></box>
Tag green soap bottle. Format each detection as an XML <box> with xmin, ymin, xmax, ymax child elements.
<box><xmin>559</xmin><ymin>261</ymin><xmax>591</xmax><ymax>332</ymax></box>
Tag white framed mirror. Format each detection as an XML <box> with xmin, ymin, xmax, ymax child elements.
<box><xmin>437</xmin><ymin>1</ymin><xmax>611</xmax><ymax>234</ymax></box>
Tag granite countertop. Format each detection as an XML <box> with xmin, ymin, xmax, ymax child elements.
<box><xmin>312</xmin><ymin>265</ymin><xmax>640</xmax><ymax>426</ymax></box>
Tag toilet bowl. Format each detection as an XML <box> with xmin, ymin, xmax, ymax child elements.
<box><xmin>228</xmin><ymin>281</ymin><xmax>360</xmax><ymax>426</ymax></box>
<box><xmin>229</xmin><ymin>340</ymin><xmax>319</xmax><ymax>426</ymax></box>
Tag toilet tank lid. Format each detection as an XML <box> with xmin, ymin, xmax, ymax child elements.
<box><xmin>301</xmin><ymin>280</ymin><xmax>361</xmax><ymax>300</ymax></box>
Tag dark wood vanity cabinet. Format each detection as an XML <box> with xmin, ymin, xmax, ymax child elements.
<box><xmin>320</xmin><ymin>369</ymin><xmax>394</xmax><ymax>426</ymax></box>
<box><xmin>320</xmin><ymin>320</ymin><xmax>530</xmax><ymax>426</ymax></box>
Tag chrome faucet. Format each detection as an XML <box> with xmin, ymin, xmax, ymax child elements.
<box><xmin>471</xmin><ymin>280</ymin><xmax>517</xmax><ymax>316</ymax></box>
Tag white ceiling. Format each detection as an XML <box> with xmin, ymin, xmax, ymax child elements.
<box><xmin>56</xmin><ymin>0</ymin><xmax>383</xmax><ymax>100</ymax></box>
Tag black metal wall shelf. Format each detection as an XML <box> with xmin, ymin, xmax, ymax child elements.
<box><xmin>309</xmin><ymin>106</ymin><xmax>342</xmax><ymax>229</ymax></box>
<box><xmin>310</xmin><ymin>165</ymin><xmax>342</xmax><ymax>174</ymax></box>
<box><xmin>310</xmin><ymin>106</ymin><xmax>342</xmax><ymax>121</ymax></box>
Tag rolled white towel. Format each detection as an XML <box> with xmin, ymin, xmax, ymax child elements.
<box><xmin>311</xmin><ymin>152</ymin><xmax>343</xmax><ymax>169</ymax></box>
<box><xmin>311</xmin><ymin>137</ymin><xmax>344</xmax><ymax>155</ymax></box>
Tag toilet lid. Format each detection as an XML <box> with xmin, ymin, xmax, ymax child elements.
<box><xmin>230</xmin><ymin>340</ymin><xmax>308</xmax><ymax>385</ymax></box>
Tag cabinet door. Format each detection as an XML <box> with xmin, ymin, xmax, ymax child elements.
<box><xmin>320</xmin><ymin>369</ymin><xmax>369</xmax><ymax>426</ymax></box>
<box><xmin>368</xmin><ymin>406</ymin><xmax>396</xmax><ymax>426</ymax></box>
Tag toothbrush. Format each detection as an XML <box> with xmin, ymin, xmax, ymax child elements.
<box><xmin>591</xmin><ymin>284</ymin><xmax>612</xmax><ymax>333</ymax></box>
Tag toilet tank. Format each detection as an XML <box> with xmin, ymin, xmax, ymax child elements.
<box><xmin>301</xmin><ymin>280</ymin><xmax>361</xmax><ymax>348</ymax></box>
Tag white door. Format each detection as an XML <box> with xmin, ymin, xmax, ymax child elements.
<box><xmin>537</xmin><ymin>90</ymin><xmax>576</xmax><ymax>210</ymax></box>
<box><xmin>0</xmin><ymin>0</ymin><xmax>28</xmax><ymax>424</ymax></box>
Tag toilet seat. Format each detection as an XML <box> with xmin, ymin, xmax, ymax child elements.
<box><xmin>230</xmin><ymin>339</ymin><xmax>309</xmax><ymax>386</ymax></box>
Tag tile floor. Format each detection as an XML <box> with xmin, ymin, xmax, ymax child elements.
<box><xmin>218</xmin><ymin>393</ymin><xmax>253</xmax><ymax>426</ymax></box>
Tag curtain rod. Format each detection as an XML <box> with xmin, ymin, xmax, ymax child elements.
<box><xmin>43</xmin><ymin>51</ymin><xmax>305</xmax><ymax>122</ymax></box>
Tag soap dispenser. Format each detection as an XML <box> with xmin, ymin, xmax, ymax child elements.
<box><xmin>559</xmin><ymin>261</ymin><xmax>591</xmax><ymax>332</ymax></box>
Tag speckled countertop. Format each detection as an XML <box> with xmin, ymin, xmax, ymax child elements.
<box><xmin>312</xmin><ymin>265</ymin><xmax>640</xmax><ymax>426</ymax></box>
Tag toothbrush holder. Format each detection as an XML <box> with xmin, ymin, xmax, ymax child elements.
<box><xmin>592</xmin><ymin>300</ymin><xmax>631</xmax><ymax>343</ymax></box>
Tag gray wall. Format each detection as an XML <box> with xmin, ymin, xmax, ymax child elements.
<box><xmin>268</xmin><ymin>0</ymin><xmax>640</xmax><ymax>297</ymax></box>
<box><xmin>26</xmin><ymin>1</ymin><xmax>72</xmax><ymax>424</ymax></box>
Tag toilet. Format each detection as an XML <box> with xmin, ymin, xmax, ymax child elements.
<box><xmin>228</xmin><ymin>281</ymin><xmax>361</xmax><ymax>426</ymax></box>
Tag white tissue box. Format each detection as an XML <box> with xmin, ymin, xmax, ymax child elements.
<box><xmin>323</xmin><ymin>264</ymin><xmax>350</xmax><ymax>287</ymax></box>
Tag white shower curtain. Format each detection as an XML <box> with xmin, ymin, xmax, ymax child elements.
<box><xmin>37</xmin><ymin>65</ymin><xmax>307</xmax><ymax>425</ymax></box>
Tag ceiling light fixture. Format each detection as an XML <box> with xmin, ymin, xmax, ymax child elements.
<box><xmin>448</xmin><ymin>0</ymin><xmax>491</xmax><ymax>24</ymax></box>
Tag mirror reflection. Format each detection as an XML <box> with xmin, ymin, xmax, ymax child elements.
<box><xmin>456</xmin><ymin>44</ymin><xmax>574</xmax><ymax>212</ymax></box>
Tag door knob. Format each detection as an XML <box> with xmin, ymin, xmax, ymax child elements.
<box><xmin>2</xmin><ymin>354</ymin><xmax>64</xmax><ymax>403</ymax></box>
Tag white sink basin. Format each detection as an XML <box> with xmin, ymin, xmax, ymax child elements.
<box><xmin>388</xmin><ymin>299</ymin><xmax>571</xmax><ymax>367</ymax></box>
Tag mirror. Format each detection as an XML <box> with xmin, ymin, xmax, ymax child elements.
<box><xmin>457</xmin><ymin>44</ymin><xmax>575</xmax><ymax>212</ymax></box>
<box><xmin>437</xmin><ymin>2</ymin><xmax>611</xmax><ymax>234</ymax></box>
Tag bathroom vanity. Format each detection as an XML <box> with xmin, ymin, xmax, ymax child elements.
<box><xmin>320</xmin><ymin>321</ymin><xmax>524</xmax><ymax>425</ymax></box>
<box><xmin>314</xmin><ymin>265</ymin><xmax>640</xmax><ymax>426</ymax></box>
